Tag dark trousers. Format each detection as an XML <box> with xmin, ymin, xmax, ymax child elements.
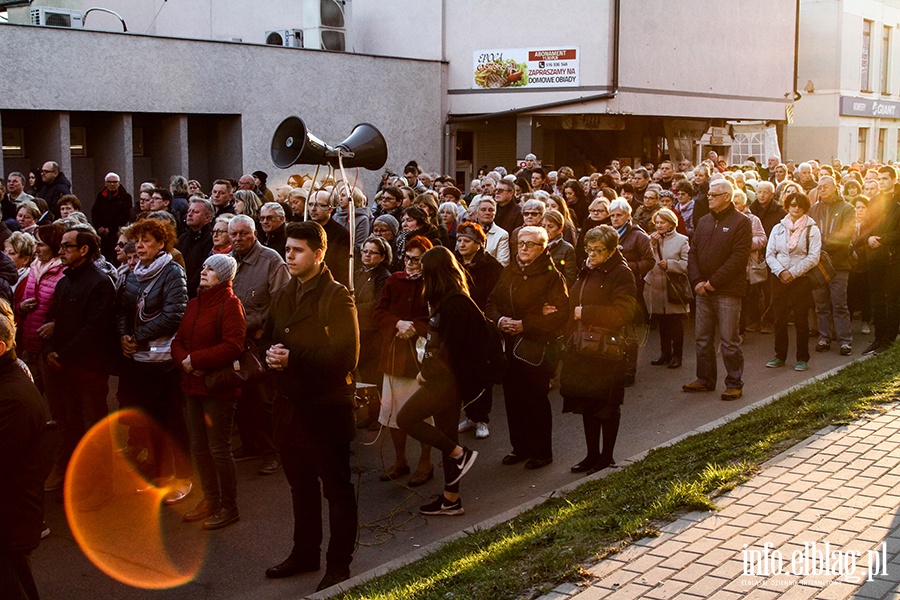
<box><xmin>397</xmin><ymin>383</ymin><xmax>462</xmax><ymax>493</ymax></box>
<box><xmin>235</xmin><ymin>373</ymin><xmax>278</xmax><ymax>460</ymax></box>
<box><xmin>463</xmin><ymin>385</ymin><xmax>493</xmax><ymax>424</ymax></box>
<box><xmin>46</xmin><ymin>367</ymin><xmax>110</xmax><ymax>476</ymax></box>
<box><xmin>502</xmin><ymin>358</ymin><xmax>552</xmax><ymax>460</ymax></box>
<box><xmin>655</xmin><ymin>314</ymin><xmax>684</xmax><ymax>359</ymax></box>
<box><xmin>279</xmin><ymin>441</ymin><xmax>357</xmax><ymax>571</ymax></box>
<box><xmin>773</xmin><ymin>276</ymin><xmax>813</xmax><ymax>362</ymax></box>
<box><xmin>847</xmin><ymin>270</ymin><xmax>871</xmax><ymax>322</ymax></box>
<box><xmin>184</xmin><ymin>395</ymin><xmax>237</xmax><ymax>510</ymax></box>
<box><xmin>760</xmin><ymin>275</ymin><xmax>776</xmax><ymax>326</ymax></box>
<box><xmin>0</xmin><ymin>551</ymin><xmax>39</xmax><ymax>600</ymax></box>
<box><xmin>868</xmin><ymin>262</ymin><xmax>900</xmax><ymax>344</ymax></box>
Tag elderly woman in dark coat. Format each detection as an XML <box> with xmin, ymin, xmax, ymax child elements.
<box><xmin>353</xmin><ymin>235</ymin><xmax>392</xmax><ymax>429</ymax></box>
<box><xmin>561</xmin><ymin>225</ymin><xmax>637</xmax><ymax>474</ymax></box>
<box><xmin>487</xmin><ymin>226</ymin><xmax>569</xmax><ymax>470</ymax></box>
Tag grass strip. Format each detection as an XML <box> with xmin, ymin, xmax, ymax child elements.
<box><xmin>336</xmin><ymin>348</ymin><xmax>900</xmax><ymax>600</ymax></box>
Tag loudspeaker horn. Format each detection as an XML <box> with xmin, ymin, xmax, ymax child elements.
<box><xmin>334</xmin><ymin>123</ymin><xmax>388</xmax><ymax>171</ymax></box>
<box><xmin>270</xmin><ymin>116</ymin><xmax>336</xmax><ymax>169</ymax></box>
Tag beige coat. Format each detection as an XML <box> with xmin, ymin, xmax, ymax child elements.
<box><xmin>643</xmin><ymin>230</ymin><xmax>691</xmax><ymax>315</ymax></box>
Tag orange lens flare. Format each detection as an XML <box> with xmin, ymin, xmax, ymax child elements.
<box><xmin>64</xmin><ymin>409</ymin><xmax>205</xmax><ymax>589</ymax></box>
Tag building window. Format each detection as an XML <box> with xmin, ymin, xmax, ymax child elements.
<box><xmin>1</xmin><ymin>127</ymin><xmax>25</xmax><ymax>158</ymax></box>
<box><xmin>862</xmin><ymin>19</ymin><xmax>873</xmax><ymax>92</ymax></box>
<box><xmin>70</xmin><ymin>127</ymin><xmax>87</xmax><ymax>157</ymax></box>
<box><xmin>883</xmin><ymin>26</ymin><xmax>892</xmax><ymax>95</ymax></box>
<box><xmin>731</xmin><ymin>131</ymin><xmax>766</xmax><ymax>166</ymax></box>
<box><xmin>859</xmin><ymin>127</ymin><xmax>869</xmax><ymax>161</ymax></box>
<box><xmin>878</xmin><ymin>128</ymin><xmax>887</xmax><ymax>161</ymax></box>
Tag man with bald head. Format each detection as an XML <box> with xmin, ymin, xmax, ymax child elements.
<box><xmin>808</xmin><ymin>175</ymin><xmax>854</xmax><ymax>355</ymax></box>
<box><xmin>37</xmin><ymin>161</ymin><xmax>72</xmax><ymax>218</ymax></box>
<box><xmin>93</xmin><ymin>172</ymin><xmax>133</xmax><ymax>262</ymax></box>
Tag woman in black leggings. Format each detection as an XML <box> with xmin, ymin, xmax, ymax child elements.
<box><xmin>397</xmin><ymin>247</ymin><xmax>482</xmax><ymax>516</ymax></box>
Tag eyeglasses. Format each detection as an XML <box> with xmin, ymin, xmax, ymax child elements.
<box><xmin>517</xmin><ymin>241</ymin><xmax>541</xmax><ymax>249</ymax></box>
<box><xmin>522</xmin><ymin>211</ymin><xmax>543</xmax><ymax>217</ymax></box>
<box><xmin>313</xmin><ymin>203</ymin><xmax>331</xmax><ymax>209</ymax></box>
<box><xmin>212</xmin><ymin>229</ymin><xmax>229</xmax><ymax>235</ymax></box>
<box><xmin>589</xmin><ymin>208</ymin><xmax>608</xmax><ymax>214</ymax></box>
<box><xmin>60</xmin><ymin>242</ymin><xmax>82</xmax><ymax>249</ymax></box>
<box><xmin>259</xmin><ymin>215</ymin><xmax>279</xmax><ymax>221</ymax></box>
<box><xmin>404</xmin><ymin>254</ymin><xmax>422</xmax><ymax>263</ymax></box>
<box><xmin>115</xmin><ymin>241</ymin><xmax>127</xmax><ymax>248</ymax></box>
<box><xmin>361</xmin><ymin>249</ymin><xmax>383</xmax><ymax>256</ymax></box>
<box><xmin>40</xmin><ymin>169</ymin><xmax>54</xmax><ymax>174</ymax></box>
<box><xmin>585</xmin><ymin>246</ymin><xmax>609</xmax><ymax>255</ymax></box>
<box><xmin>105</xmin><ymin>180</ymin><xmax>119</xmax><ymax>184</ymax></box>
<box><xmin>708</xmin><ymin>191</ymin><xmax>731</xmax><ymax>199</ymax></box>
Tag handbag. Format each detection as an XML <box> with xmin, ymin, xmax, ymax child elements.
<box><xmin>805</xmin><ymin>225</ymin><xmax>837</xmax><ymax>289</ymax></box>
<box><xmin>131</xmin><ymin>267</ymin><xmax>175</xmax><ymax>363</ymax></box>
<box><xmin>665</xmin><ymin>272</ymin><xmax>693</xmax><ymax>305</ymax></box>
<box><xmin>748</xmin><ymin>257</ymin><xmax>769</xmax><ymax>285</ymax></box>
<box><xmin>512</xmin><ymin>335</ymin><xmax>548</xmax><ymax>367</ymax></box>
<box><xmin>204</xmin><ymin>304</ymin><xmax>265</xmax><ymax>392</ymax></box>
<box><xmin>572</xmin><ymin>324</ymin><xmax>626</xmax><ymax>361</ymax></box>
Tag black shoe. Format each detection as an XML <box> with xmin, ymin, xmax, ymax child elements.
<box><xmin>419</xmin><ymin>494</ymin><xmax>464</xmax><ymax>516</ymax></box>
<box><xmin>265</xmin><ymin>556</ymin><xmax>320</xmax><ymax>579</ymax></box>
<box><xmin>571</xmin><ymin>456</ymin><xmax>601</xmax><ymax>473</ymax></box>
<box><xmin>501</xmin><ymin>452</ymin><xmax>526</xmax><ymax>466</ymax></box>
<box><xmin>524</xmin><ymin>457</ymin><xmax>553</xmax><ymax>470</ymax></box>
<box><xmin>586</xmin><ymin>456</ymin><xmax>614</xmax><ymax>475</ymax></box>
<box><xmin>447</xmin><ymin>447</ymin><xmax>478</xmax><ymax>486</ymax></box>
<box><xmin>815</xmin><ymin>342</ymin><xmax>831</xmax><ymax>352</ymax></box>
<box><xmin>862</xmin><ymin>341</ymin><xmax>882</xmax><ymax>356</ymax></box>
<box><xmin>623</xmin><ymin>374</ymin><xmax>636</xmax><ymax>387</ymax></box>
<box><xmin>184</xmin><ymin>499</ymin><xmax>216</xmax><ymax>522</ymax></box>
<box><xmin>202</xmin><ymin>507</ymin><xmax>239</xmax><ymax>530</ymax></box>
<box><xmin>840</xmin><ymin>344</ymin><xmax>852</xmax><ymax>356</ymax></box>
<box><xmin>668</xmin><ymin>356</ymin><xmax>682</xmax><ymax>368</ymax></box>
<box><xmin>233</xmin><ymin>446</ymin><xmax>261</xmax><ymax>462</ymax></box>
<box><xmin>650</xmin><ymin>356</ymin><xmax>671</xmax><ymax>366</ymax></box>
<box><xmin>316</xmin><ymin>569</ymin><xmax>351</xmax><ymax>592</ymax></box>
<box><xmin>258</xmin><ymin>457</ymin><xmax>282</xmax><ymax>475</ymax></box>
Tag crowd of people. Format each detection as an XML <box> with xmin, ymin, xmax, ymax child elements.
<box><xmin>2</xmin><ymin>151</ymin><xmax>899</xmax><ymax>597</ymax></box>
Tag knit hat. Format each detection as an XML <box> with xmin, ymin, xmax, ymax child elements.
<box><xmin>374</xmin><ymin>214</ymin><xmax>399</xmax><ymax>238</ymax></box>
<box><xmin>204</xmin><ymin>254</ymin><xmax>237</xmax><ymax>283</ymax></box>
<box><xmin>252</xmin><ymin>170</ymin><xmax>268</xmax><ymax>184</ymax></box>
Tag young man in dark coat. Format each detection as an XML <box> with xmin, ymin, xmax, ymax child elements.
<box><xmin>263</xmin><ymin>221</ymin><xmax>359</xmax><ymax>593</ymax></box>
<box><xmin>0</xmin><ymin>305</ymin><xmax>48</xmax><ymax>600</ymax></box>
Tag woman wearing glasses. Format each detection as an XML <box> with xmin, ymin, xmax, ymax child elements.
<box><xmin>210</xmin><ymin>215</ymin><xmax>235</xmax><ymax>255</ymax></box>
<box><xmin>575</xmin><ymin>197</ymin><xmax>612</xmax><ymax>265</ymax></box>
<box><xmin>561</xmin><ymin>225</ymin><xmax>636</xmax><ymax>474</ymax></box>
<box><xmin>765</xmin><ymin>191</ymin><xmax>821</xmax><ymax>372</ymax></box>
<box><xmin>487</xmin><ymin>226</ymin><xmax>569</xmax><ymax>470</ymax></box>
<box><xmin>353</xmin><ymin>236</ymin><xmax>393</xmax><ymax>430</ymax></box>
<box><xmin>373</xmin><ymin>236</ymin><xmax>435</xmax><ymax>486</ymax></box>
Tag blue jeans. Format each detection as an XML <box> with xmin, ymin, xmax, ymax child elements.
<box><xmin>812</xmin><ymin>270</ymin><xmax>851</xmax><ymax>345</ymax></box>
<box><xmin>694</xmin><ymin>294</ymin><xmax>744</xmax><ymax>390</ymax></box>
<box><xmin>184</xmin><ymin>395</ymin><xmax>237</xmax><ymax>510</ymax></box>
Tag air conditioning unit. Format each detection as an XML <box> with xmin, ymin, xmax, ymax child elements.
<box><xmin>265</xmin><ymin>29</ymin><xmax>303</xmax><ymax>48</ymax></box>
<box><xmin>30</xmin><ymin>7</ymin><xmax>84</xmax><ymax>28</ymax></box>
<box><xmin>302</xmin><ymin>0</ymin><xmax>350</xmax><ymax>51</ymax></box>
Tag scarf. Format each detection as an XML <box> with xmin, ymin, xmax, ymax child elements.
<box><xmin>132</xmin><ymin>251</ymin><xmax>173</xmax><ymax>282</ymax></box>
<box><xmin>784</xmin><ymin>214</ymin><xmax>809</xmax><ymax>253</ymax></box>
<box><xmin>616</xmin><ymin>221</ymin><xmax>630</xmax><ymax>238</ymax></box>
<box><xmin>30</xmin><ymin>257</ymin><xmax>62</xmax><ymax>285</ymax></box>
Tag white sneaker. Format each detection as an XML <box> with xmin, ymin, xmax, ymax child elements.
<box><xmin>862</xmin><ymin>322</ymin><xmax>871</xmax><ymax>334</ymax></box>
<box><xmin>458</xmin><ymin>418</ymin><xmax>477</xmax><ymax>433</ymax></box>
<box><xmin>475</xmin><ymin>422</ymin><xmax>490</xmax><ymax>439</ymax></box>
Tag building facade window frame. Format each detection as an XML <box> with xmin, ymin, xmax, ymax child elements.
<box><xmin>862</xmin><ymin>19</ymin><xmax>874</xmax><ymax>93</ymax></box>
<box><xmin>882</xmin><ymin>25</ymin><xmax>892</xmax><ymax>96</ymax></box>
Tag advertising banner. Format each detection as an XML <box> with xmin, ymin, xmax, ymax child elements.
<box><xmin>472</xmin><ymin>47</ymin><xmax>579</xmax><ymax>89</ymax></box>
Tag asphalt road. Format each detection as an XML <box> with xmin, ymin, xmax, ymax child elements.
<box><xmin>32</xmin><ymin>321</ymin><xmax>869</xmax><ymax>599</ymax></box>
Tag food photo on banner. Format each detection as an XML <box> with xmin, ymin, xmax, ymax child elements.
<box><xmin>472</xmin><ymin>47</ymin><xmax>579</xmax><ymax>89</ymax></box>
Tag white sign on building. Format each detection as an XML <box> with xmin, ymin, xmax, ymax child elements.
<box><xmin>472</xmin><ymin>47</ymin><xmax>579</xmax><ymax>89</ymax></box>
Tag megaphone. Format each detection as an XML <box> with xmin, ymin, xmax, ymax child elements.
<box><xmin>270</xmin><ymin>116</ymin><xmax>388</xmax><ymax>171</ymax></box>
<box><xmin>270</xmin><ymin>116</ymin><xmax>336</xmax><ymax>169</ymax></box>
<box><xmin>334</xmin><ymin>123</ymin><xmax>388</xmax><ymax>171</ymax></box>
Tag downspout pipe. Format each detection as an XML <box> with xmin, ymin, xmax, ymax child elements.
<box><xmin>447</xmin><ymin>0</ymin><xmax>620</xmax><ymax>124</ymax></box>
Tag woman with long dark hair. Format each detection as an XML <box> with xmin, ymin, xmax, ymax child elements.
<box><xmin>397</xmin><ymin>246</ymin><xmax>481</xmax><ymax>515</ymax></box>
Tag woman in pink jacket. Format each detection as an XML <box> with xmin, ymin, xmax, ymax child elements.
<box><xmin>15</xmin><ymin>224</ymin><xmax>65</xmax><ymax>401</ymax></box>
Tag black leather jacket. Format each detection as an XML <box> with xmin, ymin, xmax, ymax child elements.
<box><xmin>117</xmin><ymin>259</ymin><xmax>188</xmax><ymax>346</ymax></box>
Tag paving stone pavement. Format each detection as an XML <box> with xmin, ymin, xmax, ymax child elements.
<box><xmin>539</xmin><ymin>403</ymin><xmax>900</xmax><ymax>600</ymax></box>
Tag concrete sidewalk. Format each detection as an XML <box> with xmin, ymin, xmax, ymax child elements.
<box><xmin>540</xmin><ymin>403</ymin><xmax>900</xmax><ymax>600</ymax></box>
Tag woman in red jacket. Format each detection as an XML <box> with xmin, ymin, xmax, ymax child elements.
<box><xmin>172</xmin><ymin>254</ymin><xmax>245</xmax><ymax>530</ymax></box>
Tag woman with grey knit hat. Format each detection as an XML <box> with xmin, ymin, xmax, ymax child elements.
<box><xmin>172</xmin><ymin>253</ymin><xmax>247</xmax><ymax>530</ymax></box>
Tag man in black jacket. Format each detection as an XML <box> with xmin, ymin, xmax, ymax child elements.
<box><xmin>92</xmin><ymin>172</ymin><xmax>133</xmax><ymax>263</ymax></box>
<box><xmin>861</xmin><ymin>166</ymin><xmax>900</xmax><ymax>355</ymax></box>
<box><xmin>259</xmin><ymin>202</ymin><xmax>287</xmax><ymax>259</ymax></box>
<box><xmin>684</xmin><ymin>180</ymin><xmax>752</xmax><ymax>401</ymax></box>
<box><xmin>37</xmin><ymin>161</ymin><xmax>72</xmax><ymax>219</ymax></box>
<box><xmin>42</xmin><ymin>227</ymin><xmax>116</xmax><ymax>504</ymax></box>
<box><xmin>308</xmin><ymin>190</ymin><xmax>351</xmax><ymax>287</ymax></box>
<box><xmin>0</xmin><ymin>306</ymin><xmax>47</xmax><ymax>600</ymax></box>
<box><xmin>177</xmin><ymin>198</ymin><xmax>214</xmax><ymax>298</ymax></box>
<box><xmin>262</xmin><ymin>221</ymin><xmax>359</xmax><ymax>592</ymax></box>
